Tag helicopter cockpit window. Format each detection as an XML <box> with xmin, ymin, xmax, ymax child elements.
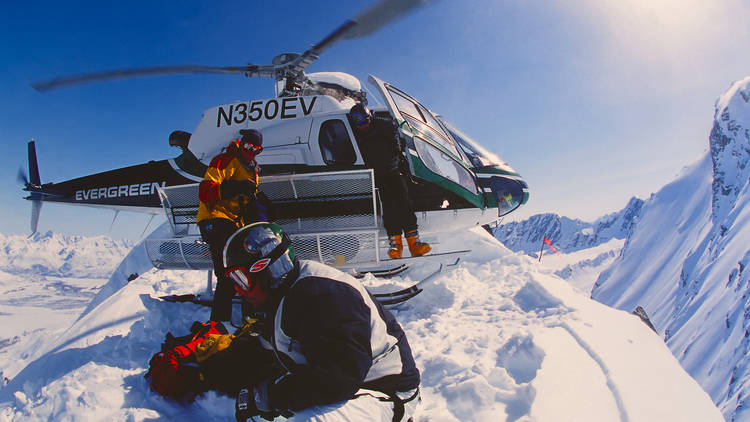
<box><xmin>387</xmin><ymin>87</ymin><xmax>462</xmax><ymax>158</ymax></box>
<box><xmin>438</xmin><ymin>116</ymin><xmax>517</xmax><ymax>173</ymax></box>
<box><xmin>319</xmin><ymin>119</ymin><xmax>356</xmax><ymax>165</ymax></box>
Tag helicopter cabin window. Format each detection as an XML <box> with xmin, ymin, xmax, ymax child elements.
<box><xmin>414</xmin><ymin>137</ymin><xmax>477</xmax><ymax>194</ymax></box>
<box><xmin>319</xmin><ymin>119</ymin><xmax>356</xmax><ymax>165</ymax></box>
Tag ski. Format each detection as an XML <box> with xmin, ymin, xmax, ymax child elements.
<box><xmin>382</xmin><ymin>249</ymin><xmax>471</xmax><ymax>262</ymax></box>
<box><xmin>349</xmin><ymin>263</ymin><xmax>409</xmax><ymax>279</ymax></box>
<box><xmin>159</xmin><ymin>262</ymin><xmax>446</xmax><ymax>308</ymax></box>
<box><xmin>159</xmin><ymin>289</ymin><xmax>420</xmax><ymax>308</ymax></box>
<box><xmin>159</xmin><ymin>293</ymin><xmax>216</xmax><ymax>307</ymax></box>
<box><xmin>372</xmin><ymin>262</ymin><xmax>444</xmax><ymax>304</ymax></box>
<box><xmin>377</xmin><ymin>288</ymin><xmax>423</xmax><ymax>306</ymax></box>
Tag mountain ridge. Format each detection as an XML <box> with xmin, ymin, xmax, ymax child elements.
<box><xmin>592</xmin><ymin>76</ymin><xmax>750</xmax><ymax>421</ymax></box>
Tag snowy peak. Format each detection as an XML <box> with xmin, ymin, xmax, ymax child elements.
<box><xmin>710</xmin><ymin>76</ymin><xmax>750</xmax><ymax>224</ymax></box>
<box><xmin>0</xmin><ymin>232</ymin><xmax>132</xmax><ymax>278</ymax></box>
<box><xmin>495</xmin><ymin>196</ymin><xmax>643</xmax><ymax>255</ymax></box>
<box><xmin>591</xmin><ymin>75</ymin><xmax>750</xmax><ymax>421</ymax></box>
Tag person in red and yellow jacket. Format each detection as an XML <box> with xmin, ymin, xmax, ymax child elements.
<box><xmin>197</xmin><ymin>129</ymin><xmax>268</xmax><ymax>322</ymax></box>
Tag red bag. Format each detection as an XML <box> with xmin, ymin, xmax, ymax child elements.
<box><xmin>146</xmin><ymin>321</ymin><xmax>227</xmax><ymax>398</ymax></box>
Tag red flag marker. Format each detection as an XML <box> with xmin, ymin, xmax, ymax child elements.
<box><xmin>543</xmin><ymin>237</ymin><xmax>562</xmax><ymax>256</ymax></box>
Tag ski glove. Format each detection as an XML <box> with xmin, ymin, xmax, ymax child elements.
<box><xmin>220</xmin><ymin>179</ymin><xmax>256</xmax><ymax>200</ymax></box>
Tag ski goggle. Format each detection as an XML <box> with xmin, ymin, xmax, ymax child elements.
<box><xmin>224</xmin><ymin>231</ymin><xmax>292</xmax><ymax>291</ymax></box>
<box><xmin>241</xmin><ymin>141</ymin><xmax>263</xmax><ymax>156</ymax></box>
<box><xmin>350</xmin><ymin>111</ymin><xmax>369</xmax><ymax>129</ymax></box>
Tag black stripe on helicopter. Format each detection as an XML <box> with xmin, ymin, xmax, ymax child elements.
<box><xmin>75</xmin><ymin>181</ymin><xmax>166</xmax><ymax>201</ymax></box>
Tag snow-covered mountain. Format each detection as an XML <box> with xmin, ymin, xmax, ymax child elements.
<box><xmin>494</xmin><ymin>196</ymin><xmax>644</xmax><ymax>256</ymax></box>
<box><xmin>493</xmin><ymin>198</ymin><xmax>642</xmax><ymax>290</ymax></box>
<box><xmin>0</xmin><ymin>231</ymin><xmax>133</xmax><ymax>278</ymax></box>
<box><xmin>592</xmin><ymin>76</ymin><xmax>750</xmax><ymax>421</ymax></box>
<box><xmin>0</xmin><ymin>225</ymin><xmax>722</xmax><ymax>421</ymax></box>
<box><xmin>0</xmin><ymin>232</ymin><xmax>132</xmax><ymax>387</ymax></box>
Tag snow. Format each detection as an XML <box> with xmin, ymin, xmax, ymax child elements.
<box><xmin>591</xmin><ymin>76</ymin><xmax>750</xmax><ymax>421</ymax></box>
<box><xmin>0</xmin><ymin>226</ymin><xmax>722</xmax><ymax>421</ymax></box>
<box><xmin>536</xmin><ymin>238</ymin><xmax>624</xmax><ymax>294</ymax></box>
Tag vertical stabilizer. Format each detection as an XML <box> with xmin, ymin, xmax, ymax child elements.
<box><xmin>26</xmin><ymin>140</ymin><xmax>43</xmax><ymax>235</ymax></box>
<box><xmin>28</xmin><ymin>141</ymin><xmax>41</xmax><ymax>186</ymax></box>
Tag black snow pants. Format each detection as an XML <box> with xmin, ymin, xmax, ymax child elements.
<box><xmin>376</xmin><ymin>170</ymin><xmax>418</xmax><ymax>237</ymax></box>
<box><xmin>198</xmin><ymin>218</ymin><xmax>240</xmax><ymax>322</ymax></box>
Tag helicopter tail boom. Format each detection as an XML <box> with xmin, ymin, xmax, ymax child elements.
<box><xmin>19</xmin><ymin>140</ymin><xmax>205</xmax><ymax>234</ymax></box>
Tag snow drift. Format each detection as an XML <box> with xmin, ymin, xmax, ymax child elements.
<box><xmin>0</xmin><ymin>226</ymin><xmax>721</xmax><ymax>421</ymax></box>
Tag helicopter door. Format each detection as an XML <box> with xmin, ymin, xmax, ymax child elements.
<box><xmin>367</xmin><ymin>75</ymin><xmax>480</xmax><ymax>198</ymax></box>
<box><xmin>312</xmin><ymin>117</ymin><xmax>363</xmax><ymax>166</ymax></box>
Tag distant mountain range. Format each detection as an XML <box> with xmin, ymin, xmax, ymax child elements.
<box><xmin>0</xmin><ymin>231</ymin><xmax>132</xmax><ymax>278</ymax></box>
<box><xmin>494</xmin><ymin>196</ymin><xmax>643</xmax><ymax>256</ymax></box>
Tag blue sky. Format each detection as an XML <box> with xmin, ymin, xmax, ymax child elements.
<box><xmin>2</xmin><ymin>0</ymin><xmax>750</xmax><ymax>240</ymax></box>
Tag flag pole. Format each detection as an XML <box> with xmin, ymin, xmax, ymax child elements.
<box><xmin>538</xmin><ymin>234</ymin><xmax>546</xmax><ymax>262</ymax></box>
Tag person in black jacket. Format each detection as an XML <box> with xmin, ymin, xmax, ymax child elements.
<box><xmin>349</xmin><ymin>103</ymin><xmax>430</xmax><ymax>259</ymax></box>
<box><xmin>223</xmin><ymin>222</ymin><xmax>420</xmax><ymax>422</ymax></box>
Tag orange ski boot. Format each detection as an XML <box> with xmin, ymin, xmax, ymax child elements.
<box><xmin>405</xmin><ymin>230</ymin><xmax>431</xmax><ymax>257</ymax></box>
<box><xmin>388</xmin><ymin>235</ymin><xmax>403</xmax><ymax>259</ymax></box>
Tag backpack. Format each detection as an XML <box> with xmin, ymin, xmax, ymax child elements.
<box><xmin>145</xmin><ymin>319</ymin><xmax>282</xmax><ymax>399</ymax></box>
<box><xmin>145</xmin><ymin>320</ymin><xmax>230</xmax><ymax>398</ymax></box>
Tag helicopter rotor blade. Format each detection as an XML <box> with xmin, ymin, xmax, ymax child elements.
<box><xmin>31</xmin><ymin>0</ymin><xmax>431</xmax><ymax>92</ymax></box>
<box><xmin>32</xmin><ymin>64</ymin><xmax>276</xmax><ymax>92</ymax></box>
<box><xmin>291</xmin><ymin>0</ymin><xmax>430</xmax><ymax>75</ymax></box>
<box><xmin>340</xmin><ymin>0</ymin><xmax>430</xmax><ymax>42</ymax></box>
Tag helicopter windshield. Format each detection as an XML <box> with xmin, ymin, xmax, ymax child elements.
<box><xmin>436</xmin><ymin>117</ymin><xmax>511</xmax><ymax>170</ymax></box>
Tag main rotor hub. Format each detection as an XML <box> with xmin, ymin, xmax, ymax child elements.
<box><xmin>272</xmin><ymin>53</ymin><xmax>300</xmax><ymax>66</ymax></box>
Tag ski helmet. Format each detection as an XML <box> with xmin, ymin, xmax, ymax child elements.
<box><xmin>349</xmin><ymin>103</ymin><xmax>371</xmax><ymax>131</ymax></box>
<box><xmin>222</xmin><ymin>222</ymin><xmax>296</xmax><ymax>296</ymax></box>
<box><xmin>237</xmin><ymin>129</ymin><xmax>263</xmax><ymax>163</ymax></box>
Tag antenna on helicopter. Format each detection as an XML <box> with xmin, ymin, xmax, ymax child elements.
<box><xmin>30</xmin><ymin>0</ymin><xmax>431</xmax><ymax>93</ymax></box>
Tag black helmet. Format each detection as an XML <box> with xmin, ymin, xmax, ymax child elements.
<box><xmin>222</xmin><ymin>222</ymin><xmax>296</xmax><ymax>292</ymax></box>
<box><xmin>238</xmin><ymin>129</ymin><xmax>263</xmax><ymax>159</ymax></box>
<box><xmin>239</xmin><ymin>129</ymin><xmax>263</xmax><ymax>147</ymax></box>
<box><xmin>349</xmin><ymin>103</ymin><xmax>371</xmax><ymax>130</ymax></box>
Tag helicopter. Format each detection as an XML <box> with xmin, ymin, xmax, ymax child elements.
<box><xmin>21</xmin><ymin>0</ymin><xmax>529</xmax><ymax>271</ymax></box>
